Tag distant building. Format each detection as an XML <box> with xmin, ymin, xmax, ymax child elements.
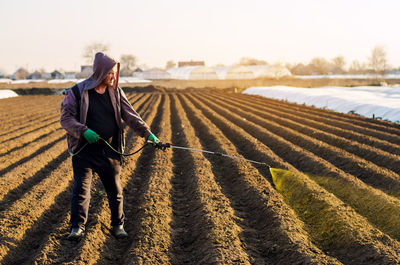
<box><xmin>133</xmin><ymin>67</ymin><xmax>143</xmax><ymax>78</ymax></box>
<box><xmin>28</xmin><ymin>71</ymin><xmax>42</xmax><ymax>80</ymax></box>
<box><xmin>41</xmin><ymin>72</ymin><xmax>51</xmax><ymax>79</ymax></box>
<box><xmin>51</xmin><ymin>70</ymin><xmax>63</xmax><ymax>79</ymax></box>
<box><xmin>64</xmin><ymin>72</ymin><xmax>77</xmax><ymax>79</ymax></box>
<box><xmin>11</xmin><ymin>67</ymin><xmax>29</xmax><ymax>80</ymax></box>
<box><xmin>77</xmin><ymin>65</ymin><xmax>93</xmax><ymax>78</ymax></box>
<box><xmin>178</xmin><ymin>61</ymin><xmax>205</xmax><ymax>67</ymax></box>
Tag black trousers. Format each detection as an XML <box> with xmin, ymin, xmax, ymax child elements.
<box><xmin>70</xmin><ymin>142</ymin><xmax>124</xmax><ymax>229</ymax></box>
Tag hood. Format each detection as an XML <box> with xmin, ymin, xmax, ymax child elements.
<box><xmin>77</xmin><ymin>52</ymin><xmax>120</xmax><ymax>91</ymax></box>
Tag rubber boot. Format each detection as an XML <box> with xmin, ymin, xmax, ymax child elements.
<box><xmin>111</xmin><ymin>225</ymin><xmax>128</xmax><ymax>239</ymax></box>
<box><xmin>67</xmin><ymin>227</ymin><xmax>84</xmax><ymax>241</ymax></box>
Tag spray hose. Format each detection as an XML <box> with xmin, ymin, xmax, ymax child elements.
<box><xmin>68</xmin><ymin>138</ymin><xmax>270</xmax><ymax>167</ymax></box>
<box><xmin>67</xmin><ymin>138</ymin><xmax>148</xmax><ymax>157</ymax></box>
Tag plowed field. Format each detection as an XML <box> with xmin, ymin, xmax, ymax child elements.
<box><xmin>1</xmin><ymin>90</ymin><xmax>400</xmax><ymax>265</ymax></box>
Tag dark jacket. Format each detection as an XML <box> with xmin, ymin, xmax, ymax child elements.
<box><xmin>60</xmin><ymin>52</ymin><xmax>151</xmax><ymax>153</ymax></box>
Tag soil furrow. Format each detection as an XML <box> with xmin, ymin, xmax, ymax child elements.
<box><xmin>0</xmin><ymin>157</ymin><xmax>73</xmax><ymax>264</ymax></box>
<box><xmin>182</xmin><ymin>94</ymin><xmax>341</xmax><ymax>264</ymax></box>
<box><xmin>239</xmin><ymin>93</ymin><xmax>400</xmax><ymax>143</ymax></box>
<box><xmin>0</xmin><ymin>150</ymin><xmax>69</xmax><ymax>215</ymax></box>
<box><xmin>200</xmin><ymin>93</ymin><xmax>400</xmax><ymax>198</ymax></box>
<box><xmin>115</xmin><ymin>94</ymin><xmax>173</xmax><ymax>265</ymax></box>
<box><xmin>196</xmin><ymin>94</ymin><xmax>400</xmax><ymax>238</ymax></box>
<box><xmin>186</xmin><ymin>93</ymin><xmax>400</xmax><ymax>264</ymax></box>
<box><xmin>0</xmin><ymin>115</ymin><xmax>59</xmax><ymax>143</ymax></box>
<box><xmin>240</xmin><ymin>92</ymin><xmax>400</xmax><ymax>135</ymax></box>
<box><xmin>0</xmin><ymin>136</ymin><xmax>67</xmax><ymax>204</ymax></box>
<box><xmin>170</xmin><ymin>94</ymin><xmax>251</xmax><ymax>264</ymax></box>
<box><xmin>0</xmin><ymin>95</ymin><xmax>56</xmax><ymax>115</ymax></box>
<box><xmin>94</xmin><ymin>94</ymin><xmax>165</xmax><ymax>265</ymax></box>
<box><xmin>0</xmin><ymin>128</ymin><xmax>65</xmax><ymax>170</ymax></box>
<box><xmin>0</xmin><ymin>110</ymin><xmax>57</xmax><ymax>130</ymax></box>
<box><xmin>0</xmin><ymin>119</ymin><xmax>62</xmax><ymax>154</ymax></box>
<box><xmin>208</xmin><ymin>92</ymin><xmax>400</xmax><ymax>175</ymax></box>
<box><xmin>217</xmin><ymin>92</ymin><xmax>400</xmax><ymax>156</ymax></box>
<box><xmin>0</xmin><ymin>96</ymin><xmax>62</xmax><ymax>129</ymax></box>
<box><xmin>0</xmin><ymin>133</ymin><xmax>65</xmax><ymax>178</ymax></box>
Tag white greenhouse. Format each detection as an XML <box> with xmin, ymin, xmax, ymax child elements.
<box><xmin>167</xmin><ymin>66</ymin><xmax>218</xmax><ymax>80</ymax></box>
<box><xmin>138</xmin><ymin>68</ymin><xmax>171</xmax><ymax>80</ymax></box>
<box><xmin>213</xmin><ymin>66</ymin><xmax>255</xmax><ymax>80</ymax></box>
<box><xmin>247</xmin><ymin>65</ymin><xmax>292</xmax><ymax>78</ymax></box>
<box><xmin>243</xmin><ymin>86</ymin><xmax>400</xmax><ymax>123</ymax></box>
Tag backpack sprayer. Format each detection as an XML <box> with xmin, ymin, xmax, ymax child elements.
<box><xmin>68</xmin><ymin>138</ymin><xmax>270</xmax><ymax>168</ymax></box>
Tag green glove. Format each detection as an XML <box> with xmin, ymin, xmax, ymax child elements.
<box><xmin>83</xmin><ymin>129</ymin><xmax>100</xmax><ymax>144</ymax></box>
<box><xmin>147</xmin><ymin>133</ymin><xmax>160</xmax><ymax>148</ymax></box>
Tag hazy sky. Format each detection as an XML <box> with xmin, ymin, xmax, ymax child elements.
<box><xmin>1</xmin><ymin>0</ymin><xmax>399</xmax><ymax>74</ymax></box>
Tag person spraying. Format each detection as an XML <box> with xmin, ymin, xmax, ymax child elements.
<box><xmin>60</xmin><ymin>52</ymin><xmax>161</xmax><ymax>241</ymax></box>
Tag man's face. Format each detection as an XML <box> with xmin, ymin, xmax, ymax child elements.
<box><xmin>102</xmin><ymin>67</ymin><xmax>117</xmax><ymax>87</ymax></box>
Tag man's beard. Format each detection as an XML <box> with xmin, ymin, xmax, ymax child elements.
<box><xmin>102</xmin><ymin>80</ymin><xmax>114</xmax><ymax>87</ymax></box>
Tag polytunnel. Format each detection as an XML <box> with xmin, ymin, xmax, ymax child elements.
<box><xmin>247</xmin><ymin>65</ymin><xmax>292</xmax><ymax>78</ymax></box>
<box><xmin>243</xmin><ymin>85</ymin><xmax>400</xmax><ymax>123</ymax></box>
<box><xmin>138</xmin><ymin>68</ymin><xmax>171</xmax><ymax>80</ymax></box>
<box><xmin>213</xmin><ymin>66</ymin><xmax>255</xmax><ymax>80</ymax></box>
<box><xmin>167</xmin><ymin>66</ymin><xmax>218</xmax><ymax>80</ymax></box>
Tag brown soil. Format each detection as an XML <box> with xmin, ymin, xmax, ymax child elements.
<box><xmin>1</xmin><ymin>89</ymin><xmax>400</xmax><ymax>264</ymax></box>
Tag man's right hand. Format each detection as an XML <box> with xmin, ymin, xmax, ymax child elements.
<box><xmin>83</xmin><ymin>129</ymin><xmax>100</xmax><ymax>144</ymax></box>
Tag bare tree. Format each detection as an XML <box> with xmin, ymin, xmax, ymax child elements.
<box><xmin>309</xmin><ymin>57</ymin><xmax>332</xmax><ymax>75</ymax></box>
<box><xmin>0</xmin><ymin>68</ymin><xmax>6</xmax><ymax>77</ymax></box>
<box><xmin>348</xmin><ymin>60</ymin><xmax>366</xmax><ymax>74</ymax></box>
<box><xmin>120</xmin><ymin>54</ymin><xmax>137</xmax><ymax>76</ymax></box>
<box><xmin>369</xmin><ymin>45</ymin><xmax>387</xmax><ymax>76</ymax></box>
<box><xmin>238</xmin><ymin>57</ymin><xmax>268</xmax><ymax>66</ymax></box>
<box><xmin>165</xmin><ymin>60</ymin><xmax>176</xmax><ymax>69</ymax></box>
<box><xmin>289</xmin><ymin>63</ymin><xmax>313</xmax><ymax>75</ymax></box>
<box><xmin>82</xmin><ymin>42</ymin><xmax>110</xmax><ymax>64</ymax></box>
<box><xmin>331</xmin><ymin>56</ymin><xmax>346</xmax><ymax>74</ymax></box>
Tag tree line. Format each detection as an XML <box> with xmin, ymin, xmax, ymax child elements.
<box><xmin>84</xmin><ymin>43</ymin><xmax>391</xmax><ymax>76</ymax></box>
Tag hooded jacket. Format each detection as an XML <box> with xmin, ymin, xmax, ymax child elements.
<box><xmin>60</xmin><ymin>52</ymin><xmax>151</xmax><ymax>153</ymax></box>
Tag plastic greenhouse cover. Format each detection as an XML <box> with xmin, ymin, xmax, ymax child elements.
<box><xmin>243</xmin><ymin>86</ymin><xmax>400</xmax><ymax>123</ymax></box>
<box><xmin>0</xmin><ymin>90</ymin><xmax>18</xmax><ymax>99</ymax></box>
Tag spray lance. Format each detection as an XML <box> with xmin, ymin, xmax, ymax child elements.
<box><xmin>147</xmin><ymin>141</ymin><xmax>270</xmax><ymax>167</ymax></box>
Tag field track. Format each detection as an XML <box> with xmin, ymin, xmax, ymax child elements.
<box><xmin>1</xmin><ymin>89</ymin><xmax>400</xmax><ymax>264</ymax></box>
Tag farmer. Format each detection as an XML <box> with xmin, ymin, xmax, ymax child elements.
<box><xmin>60</xmin><ymin>52</ymin><xmax>160</xmax><ymax>240</ymax></box>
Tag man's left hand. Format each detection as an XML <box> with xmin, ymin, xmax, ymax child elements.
<box><xmin>147</xmin><ymin>134</ymin><xmax>162</xmax><ymax>150</ymax></box>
